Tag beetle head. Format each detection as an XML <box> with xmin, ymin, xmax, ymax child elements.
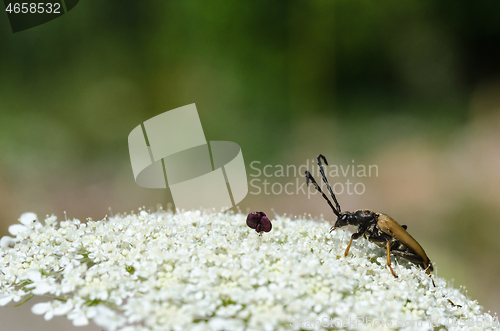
<box><xmin>330</xmin><ymin>212</ymin><xmax>355</xmax><ymax>232</ymax></box>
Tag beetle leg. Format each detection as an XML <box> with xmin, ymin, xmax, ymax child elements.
<box><xmin>423</xmin><ymin>261</ymin><xmax>431</xmax><ymax>275</ymax></box>
<box><xmin>386</xmin><ymin>240</ymin><xmax>398</xmax><ymax>278</ymax></box>
<box><xmin>422</xmin><ymin>262</ymin><xmax>436</xmax><ymax>287</ymax></box>
<box><xmin>391</xmin><ymin>250</ymin><xmax>436</xmax><ymax>286</ymax></box>
<box><xmin>344</xmin><ymin>232</ymin><xmax>361</xmax><ymax>257</ymax></box>
<box><xmin>421</xmin><ymin>261</ymin><xmax>437</xmax><ymax>286</ymax></box>
<box><xmin>447</xmin><ymin>298</ymin><xmax>461</xmax><ymax>308</ymax></box>
<box><xmin>344</xmin><ymin>237</ymin><xmax>354</xmax><ymax>257</ymax></box>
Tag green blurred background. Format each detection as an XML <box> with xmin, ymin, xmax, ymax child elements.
<box><xmin>1</xmin><ymin>0</ymin><xmax>500</xmax><ymax>325</ymax></box>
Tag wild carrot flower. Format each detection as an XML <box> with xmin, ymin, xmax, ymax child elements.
<box><xmin>0</xmin><ymin>210</ymin><xmax>498</xmax><ymax>330</ymax></box>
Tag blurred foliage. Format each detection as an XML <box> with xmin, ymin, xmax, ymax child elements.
<box><xmin>1</xmin><ymin>0</ymin><xmax>500</xmax><ymax>317</ymax></box>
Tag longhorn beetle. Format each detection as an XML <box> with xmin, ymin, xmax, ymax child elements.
<box><xmin>305</xmin><ymin>154</ymin><xmax>434</xmax><ymax>281</ymax></box>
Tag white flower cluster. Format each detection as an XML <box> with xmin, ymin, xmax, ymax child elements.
<box><xmin>0</xmin><ymin>210</ymin><xmax>498</xmax><ymax>331</ymax></box>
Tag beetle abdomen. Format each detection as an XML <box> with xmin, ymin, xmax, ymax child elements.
<box><xmin>371</xmin><ymin>237</ymin><xmax>434</xmax><ymax>272</ymax></box>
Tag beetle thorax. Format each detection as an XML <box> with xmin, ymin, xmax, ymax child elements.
<box><xmin>351</xmin><ymin>209</ymin><xmax>377</xmax><ymax>227</ymax></box>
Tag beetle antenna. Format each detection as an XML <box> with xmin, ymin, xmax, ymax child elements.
<box><xmin>305</xmin><ymin>170</ymin><xmax>341</xmax><ymax>217</ymax></box>
<box><xmin>317</xmin><ymin>154</ymin><xmax>342</xmax><ymax>213</ymax></box>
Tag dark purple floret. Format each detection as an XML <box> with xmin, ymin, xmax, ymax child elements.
<box><xmin>246</xmin><ymin>211</ymin><xmax>272</xmax><ymax>233</ymax></box>
<box><xmin>259</xmin><ymin>215</ymin><xmax>272</xmax><ymax>232</ymax></box>
<box><xmin>246</xmin><ymin>211</ymin><xmax>263</xmax><ymax>230</ymax></box>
